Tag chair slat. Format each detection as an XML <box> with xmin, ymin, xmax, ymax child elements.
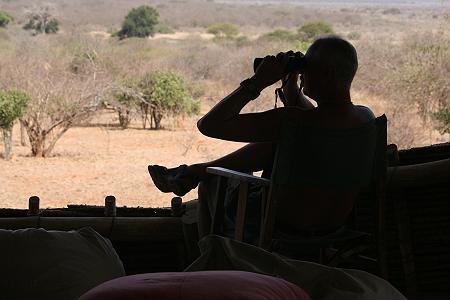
<box><xmin>235</xmin><ymin>182</ymin><xmax>249</xmax><ymax>241</ymax></box>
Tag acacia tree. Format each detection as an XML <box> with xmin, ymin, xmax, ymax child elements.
<box><xmin>1</xmin><ymin>44</ymin><xmax>111</xmax><ymax>157</ymax></box>
<box><xmin>0</xmin><ymin>90</ymin><xmax>29</xmax><ymax>160</ymax></box>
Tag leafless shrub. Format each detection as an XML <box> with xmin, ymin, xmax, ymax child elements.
<box><xmin>0</xmin><ymin>37</ymin><xmax>114</xmax><ymax>157</ymax></box>
<box><xmin>23</xmin><ymin>6</ymin><xmax>59</xmax><ymax>35</ymax></box>
<box><xmin>355</xmin><ymin>32</ymin><xmax>450</xmax><ymax>147</ymax></box>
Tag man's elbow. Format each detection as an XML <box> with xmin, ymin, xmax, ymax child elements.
<box><xmin>197</xmin><ymin>116</ymin><xmax>214</xmax><ymax>137</ymax></box>
<box><xmin>197</xmin><ymin>116</ymin><xmax>224</xmax><ymax>138</ymax></box>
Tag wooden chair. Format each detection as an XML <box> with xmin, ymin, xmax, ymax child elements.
<box><xmin>206</xmin><ymin>115</ymin><xmax>388</xmax><ymax>274</ymax></box>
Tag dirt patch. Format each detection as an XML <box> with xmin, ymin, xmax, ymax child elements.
<box><xmin>88</xmin><ymin>30</ymin><xmax>215</xmax><ymax>41</ymax></box>
<box><xmin>151</xmin><ymin>32</ymin><xmax>215</xmax><ymax>40</ymax></box>
<box><xmin>0</xmin><ymin>114</ymin><xmax>243</xmax><ymax>208</ymax></box>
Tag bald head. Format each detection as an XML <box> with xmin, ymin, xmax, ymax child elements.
<box><xmin>304</xmin><ymin>36</ymin><xmax>358</xmax><ymax>96</ymax></box>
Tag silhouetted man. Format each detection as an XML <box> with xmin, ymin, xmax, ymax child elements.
<box><xmin>149</xmin><ymin>35</ymin><xmax>375</xmax><ymax>239</ymax></box>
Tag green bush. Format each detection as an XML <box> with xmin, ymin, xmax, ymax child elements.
<box><xmin>45</xmin><ymin>19</ymin><xmax>59</xmax><ymax>33</ymax></box>
<box><xmin>186</xmin><ymin>96</ymin><xmax>200</xmax><ymax>116</ymax></box>
<box><xmin>298</xmin><ymin>21</ymin><xmax>333</xmax><ymax>40</ymax></box>
<box><xmin>294</xmin><ymin>40</ymin><xmax>311</xmax><ymax>52</ymax></box>
<box><xmin>141</xmin><ymin>72</ymin><xmax>199</xmax><ymax>129</ymax></box>
<box><xmin>0</xmin><ymin>90</ymin><xmax>29</xmax><ymax>129</ymax></box>
<box><xmin>117</xmin><ymin>5</ymin><xmax>159</xmax><ymax>39</ymax></box>
<box><xmin>0</xmin><ymin>90</ymin><xmax>30</xmax><ymax>160</ymax></box>
<box><xmin>234</xmin><ymin>36</ymin><xmax>250</xmax><ymax>47</ymax></box>
<box><xmin>154</xmin><ymin>23</ymin><xmax>175</xmax><ymax>34</ymax></box>
<box><xmin>259</xmin><ymin>29</ymin><xmax>298</xmax><ymax>43</ymax></box>
<box><xmin>0</xmin><ymin>11</ymin><xmax>13</xmax><ymax>28</ymax></box>
<box><xmin>207</xmin><ymin>23</ymin><xmax>239</xmax><ymax>39</ymax></box>
<box><xmin>434</xmin><ymin>108</ymin><xmax>450</xmax><ymax>134</ymax></box>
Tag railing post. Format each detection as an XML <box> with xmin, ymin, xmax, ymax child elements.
<box><xmin>171</xmin><ymin>197</ymin><xmax>183</xmax><ymax>217</ymax></box>
<box><xmin>28</xmin><ymin>196</ymin><xmax>40</xmax><ymax>216</ymax></box>
<box><xmin>104</xmin><ymin>195</ymin><xmax>116</xmax><ymax>217</ymax></box>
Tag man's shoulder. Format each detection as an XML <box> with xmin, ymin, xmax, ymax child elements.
<box><xmin>274</xmin><ymin>106</ymin><xmax>321</xmax><ymax>129</ymax></box>
<box><xmin>276</xmin><ymin>106</ymin><xmax>314</xmax><ymax>121</ymax></box>
<box><xmin>355</xmin><ymin>105</ymin><xmax>376</xmax><ymax>120</ymax></box>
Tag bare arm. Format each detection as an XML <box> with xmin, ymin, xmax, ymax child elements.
<box><xmin>282</xmin><ymin>72</ymin><xmax>315</xmax><ymax>110</ymax></box>
<box><xmin>197</xmin><ymin>54</ymin><xmax>296</xmax><ymax>143</ymax></box>
<box><xmin>197</xmin><ymin>85</ymin><xmax>287</xmax><ymax>142</ymax></box>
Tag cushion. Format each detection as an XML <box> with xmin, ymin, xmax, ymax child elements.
<box><xmin>80</xmin><ymin>270</ymin><xmax>311</xmax><ymax>300</ymax></box>
<box><xmin>186</xmin><ymin>235</ymin><xmax>407</xmax><ymax>300</ymax></box>
<box><xmin>0</xmin><ymin>227</ymin><xmax>125</xmax><ymax>300</ymax></box>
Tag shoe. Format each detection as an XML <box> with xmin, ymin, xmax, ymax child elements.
<box><xmin>148</xmin><ymin>164</ymin><xmax>197</xmax><ymax>197</ymax></box>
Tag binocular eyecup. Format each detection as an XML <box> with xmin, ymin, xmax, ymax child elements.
<box><xmin>253</xmin><ymin>52</ymin><xmax>306</xmax><ymax>74</ymax></box>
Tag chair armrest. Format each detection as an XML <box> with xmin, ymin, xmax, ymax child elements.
<box><xmin>206</xmin><ymin>167</ymin><xmax>271</xmax><ymax>187</ymax></box>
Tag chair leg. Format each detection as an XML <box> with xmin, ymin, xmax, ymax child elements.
<box><xmin>210</xmin><ymin>177</ymin><xmax>227</xmax><ymax>235</ymax></box>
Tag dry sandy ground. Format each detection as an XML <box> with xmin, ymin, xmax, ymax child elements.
<box><xmin>0</xmin><ymin>113</ymin><xmax>243</xmax><ymax>209</ymax></box>
<box><xmin>89</xmin><ymin>31</ymin><xmax>216</xmax><ymax>40</ymax></box>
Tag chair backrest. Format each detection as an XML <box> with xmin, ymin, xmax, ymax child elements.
<box><xmin>259</xmin><ymin>115</ymin><xmax>388</xmax><ymax>248</ymax></box>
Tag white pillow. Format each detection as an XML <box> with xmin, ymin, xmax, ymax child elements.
<box><xmin>0</xmin><ymin>227</ymin><xmax>125</xmax><ymax>300</ymax></box>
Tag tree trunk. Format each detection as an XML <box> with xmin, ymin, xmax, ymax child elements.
<box><xmin>29</xmin><ymin>133</ymin><xmax>45</xmax><ymax>157</ymax></box>
<box><xmin>140</xmin><ymin>103</ymin><xmax>149</xmax><ymax>129</ymax></box>
<box><xmin>42</xmin><ymin>16</ymin><xmax>47</xmax><ymax>35</ymax></box>
<box><xmin>32</xmin><ymin>138</ymin><xmax>45</xmax><ymax>157</ymax></box>
<box><xmin>152</xmin><ymin>111</ymin><xmax>163</xmax><ymax>130</ymax></box>
<box><xmin>22</xmin><ymin>121</ymin><xmax>45</xmax><ymax>158</ymax></box>
<box><xmin>2</xmin><ymin>128</ymin><xmax>13</xmax><ymax>160</ymax></box>
<box><xmin>20</xmin><ymin>120</ymin><xmax>27</xmax><ymax>146</ymax></box>
<box><xmin>150</xmin><ymin>112</ymin><xmax>154</xmax><ymax>129</ymax></box>
<box><xmin>118</xmin><ymin>109</ymin><xmax>131</xmax><ymax>129</ymax></box>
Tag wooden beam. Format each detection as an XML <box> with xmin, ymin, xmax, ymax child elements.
<box><xmin>388</xmin><ymin>158</ymin><xmax>450</xmax><ymax>188</ymax></box>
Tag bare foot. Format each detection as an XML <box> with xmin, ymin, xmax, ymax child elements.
<box><xmin>147</xmin><ymin>164</ymin><xmax>199</xmax><ymax>196</ymax></box>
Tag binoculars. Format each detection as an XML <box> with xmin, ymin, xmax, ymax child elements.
<box><xmin>253</xmin><ymin>51</ymin><xmax>306</xmax><ymax>74</ymax></box>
